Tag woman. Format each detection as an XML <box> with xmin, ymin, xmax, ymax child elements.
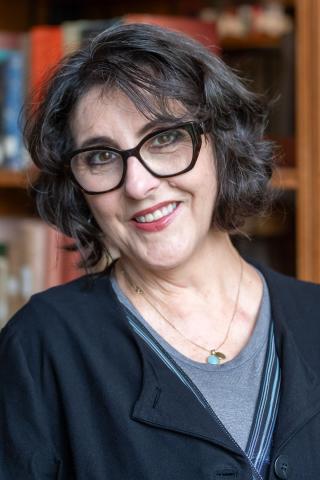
<box><xmin>1</xmin><ymin>23</ymin><xmax>320</xmax><ymax>479</ymax></box>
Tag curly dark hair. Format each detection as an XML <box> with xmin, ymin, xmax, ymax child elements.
<box><xmin>24</xmin><ymin>22</ymin><xmax>275</xmax><ymax>270</ymax></box>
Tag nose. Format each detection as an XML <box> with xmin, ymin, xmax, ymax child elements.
<box><xmin>123</xmin><ymin>156</ymin><xmax>161</xmax><ymax>199</ymax></box>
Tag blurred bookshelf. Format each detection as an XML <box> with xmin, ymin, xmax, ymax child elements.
<box><xmin>271</xmin><ymin>167</ymin><xmax>297</xmax><ymax>191</ymax></box>
<box><xmin>0</xmin><ymin>170</ymin><xmax>28</xmax><ymax>188</ymax></box>
<box><xmin>1</xmin><ymin>0</ymin><xmax>320</xmax><ymax>326</ymax></box>
<box><xmin>221</xmin><ymin>33</ymin><xmax>283</xmax><ymax>50</ymax></box>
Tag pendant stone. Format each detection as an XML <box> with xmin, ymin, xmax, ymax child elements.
<box><xmin>207</xmin><ymin>350</ymin><xmax>226</xmax><ymax>365</ymax></box>
<box><xmin>207</xmin><ymin>353</ymin><xmax>220</xmax><ymax>365</ymax></box>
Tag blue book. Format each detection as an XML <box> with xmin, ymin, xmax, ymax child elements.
<box><xmin>2</xmin><ymin>49</ymin><xmax>26</xmax><ymax>170</ymax></box>
<box><xmin>0</xmin><ymin>50</ymin><xmax>11</xmax><ymax>168</ymax></box>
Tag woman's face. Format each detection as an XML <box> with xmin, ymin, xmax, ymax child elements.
<box><xmin>70</xmin><ymin>87</ymin><xmax>218</xmax><ymax>271</ymax></box>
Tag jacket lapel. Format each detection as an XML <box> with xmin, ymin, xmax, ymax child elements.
<box><xmin>130</xmin><ymin>322</ymin><xmax>242</xmax><ymax>456</ymax></box>
<box><xmin>258</xmin><ymin>265</ymin><xmax>320</xmax><ymax>454</ymax></box>
<box><xmin>272</xmin><ymin>327</ymin><xmax>320</xmax><ymax>451</ymax></box>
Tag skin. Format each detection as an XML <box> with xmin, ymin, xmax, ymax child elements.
<box><xmin>70</xmin><ymin>87</ymin><xmax>263</xmax><ymax>363</ymax></box>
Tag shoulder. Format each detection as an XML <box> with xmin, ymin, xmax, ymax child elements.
<box><xmin>256</xmin><ymin>261</ymin><xmax>320</xmax><ymax>305</ymax></box>
<box><xmin>0</xmin><ymin>270</ymin><xmax>135</xmax><ymax>386</ymax></box>
<box><xmin>252</xmin><ymin>260</ymin><xmax>320</xmax><ymax>335</ymax></box>
<box><xmin>1</xmin><ymin>271</ymin><xmax>124</xmax><ymax>346</ymax></box>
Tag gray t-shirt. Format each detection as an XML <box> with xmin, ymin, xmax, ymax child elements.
<box><xmin>111</xmin><ymin>273</ymin><xmax>271</xmax><ymax>451</ymax></box>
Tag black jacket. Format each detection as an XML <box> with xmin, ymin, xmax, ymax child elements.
<box><xmin>0</xmin><ymin>263</ymin><xmax>320</xmax><ymax>479</ymax></box>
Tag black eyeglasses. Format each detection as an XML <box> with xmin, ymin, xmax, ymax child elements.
<box><xmin>68</xmin><ymin>121</ymin><xmax>204</xmax><ymax>195</ymax></box>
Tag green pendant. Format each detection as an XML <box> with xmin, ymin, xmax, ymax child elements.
<box><xmin>207</xmin><ymin>350</ymin><xmax>226</xmax><ymax>365</ymax></box>
<box><xmin>207</xmin><ymin>354</ymin><xmax>220</xmax><ymax>364</ymax></box>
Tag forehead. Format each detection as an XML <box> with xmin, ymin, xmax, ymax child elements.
<box><xmin>70</xmin><ymin>86</ymin><xmax>188</xmax><ymax>147</ymax></box>
<box><xmin>70</xmin><ymin>87</ymin><xmax>145</xmax><ymax>136</ymax></box>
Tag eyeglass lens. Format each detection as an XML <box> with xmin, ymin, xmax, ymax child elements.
<box><xmin>71</xmin><ymin>125</ymin><xmax>196</xmax><ymax>193</ymax></box>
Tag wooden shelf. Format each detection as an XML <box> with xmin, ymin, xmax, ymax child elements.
<box><xmin>271</xmin><ymin>167</ymin><xmax>298</xmax><ymax>190</ymax></box>
<box><xmin>220</xmin><ymin>33</ymin><xmax>283</xmax><ymax>50</ymax></box>
<box><xmin>0</xmin><ymin>169</ymin><xmax>37</xmax><ymax>189</ymax></box>
<box><xmin>0</xmin><ymin>170</ymin><xmax>27</xmax><ymax>188</ymax></box>
<box><xmin>0</xmin><ymin>170</ymin><xmax>37</xmax><ymax>217</ymax></box>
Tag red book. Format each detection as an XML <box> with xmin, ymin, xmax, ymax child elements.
<box><xmin>123</xmin><ymin>14</ymin><xmax>219</xmax><ymax>53</ymax></box>
<box><xmin>29</xmin><ymin>25</ymin><xmax>63</xmax><ymax>101</ymax></box>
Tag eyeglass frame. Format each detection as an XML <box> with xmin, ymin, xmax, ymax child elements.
<box><xmin>66</xmin><ymin>121</ymin><xmax>205</xmax><ymax>195</ymax></box>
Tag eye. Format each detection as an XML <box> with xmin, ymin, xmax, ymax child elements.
<box><xmin>84</xmin><ymin>150</ymin><xmax>119</xmax><ymax>166</ymax></box>
<box><xmin>150</xmin><ymin>129</ymin><xmax>182</xmax><ymax>148</ymax></box>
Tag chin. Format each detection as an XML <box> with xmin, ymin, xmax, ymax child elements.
<box><xmin>136</xmin><ymin>240</ymin><xmax>196</xmax><ymax>271</ymax></box>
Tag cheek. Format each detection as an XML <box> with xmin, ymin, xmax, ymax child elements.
<box><xmin>85</xmin><ymin>195</ymin><xmax>121</xmax><ymax>232</ymax></box>
<box><xmin>202</xmin><ymin>151</ymin><xmax>218</xmax><ymax>195</ymax></box>
<box><xmin>86</xmin><ymin>199</ymin><xmax>125</xmax><ymax>256</ymax></box>
<box><xmin>194</xmin><ymin>155</ymin><xmax>218</xmax><ymax>221</ymax></box>
<box><xmin>194</xmin><ymin>155</ymin><xmax>218</xmax><ymax>200</ymax></box>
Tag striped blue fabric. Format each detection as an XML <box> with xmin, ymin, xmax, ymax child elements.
<box><xmin>127</xmin><ymin>314</ymin><xmax>280</xmax><ymax>479</ymax></box>
<box><xmin>245</xmin><ymin>322</ymin><xmax>281</xmax><ymax>477</ymax></box>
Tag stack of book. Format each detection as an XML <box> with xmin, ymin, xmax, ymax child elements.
<box><xmin>0</xmin><ymin>218</ymin><xmax>81</xmax><ymax>326</ymax></box>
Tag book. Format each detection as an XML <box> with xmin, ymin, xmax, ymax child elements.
<box><xmin>29</xmin><ymin>25</ymin><xmax>63</xmax><ymax>101</ymax></box>
<box><xmin>62</xmin><ymin>18</ymin><xmax>122</xmax><ymax>53</ymax></box>
<box><xmin>0</xmin><ymin>218</ymin><xmax>47</xmax><ymax>321</ymax></box>
<box><xmin>221</xmin><ymin>31</ymin><xmax>295</xmax><ymax>161</ymax></box>
<box><xmin>62</xmin><ymin>16</ymin><xmax>216</xmax><ymax>55</ymax></box>
<box><xmin>79</xmin><ymin>18</ymin><xmax>122</xmax><ymax>47</ymax></box>
<box><xmin>2</xmin><ymin>49</ymin><xmax>26</xmax><ymax>170</ymax></box>
<box><xmin>0</xmin><ymin>218</ymin><xmax>84</xmax><ymax>326</ymax></box>
<box><xmin>0</xmin><ymin>32</ymin><xmax>30</xmax><ymax>171</ymax></box>
<box><xmin>0</xmin><ymin>31</ymin><xmax>25</xmax><ymax>50</ymax></box>
<box><xmin>123</xmin><ymin>14</ymin><xmax>219</xmax><ymax>52</ymax></box>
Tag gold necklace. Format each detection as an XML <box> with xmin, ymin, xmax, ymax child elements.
<box><xmin>122</xmin><ymin>257</ymin><xmax>243</xmax><ymax>365</ymax></box>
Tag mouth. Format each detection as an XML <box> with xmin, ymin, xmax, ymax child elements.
<box><xmin>133</xmin><ymin>202</ymin><xmax>179</xmax><ymax>224</ymax></box>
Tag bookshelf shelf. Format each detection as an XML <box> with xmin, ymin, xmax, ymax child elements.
<box><xmin>220</xmin><ymin>33</ymin><xmax>283</xmax><ymax>51</ymax></box>
<box><xmin>0</xmin><ymin>170</ymin><xmax>28</xmax><ymax>188</ymax></box>
<box><xmin>0</xmin><ymin>187</ymin><xmax>34</xmax><ymax>216</ymax></box>
<box><xmin>271</xmin><ymin>167</ymin><xmax>298</xmax><ymax>190</ymax></box>
<box><xmin>0</xmin><ymin>170</ymin><xmax>35</xmax><ymax>216</ymax></box>
<box><xmin>0</xmin><ymin>0</ymin><xmax>320</xmax><ymax>283</ymax></box>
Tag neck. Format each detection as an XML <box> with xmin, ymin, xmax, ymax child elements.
<box><xmin>115</xmin><ymin>230</ymin><xmax>240</xmax><ymax>301</ymax></box>
<box><xmin>115</xmin><ymin>230</ymin><xmax>263</xmax><ymax>364</ymax></box>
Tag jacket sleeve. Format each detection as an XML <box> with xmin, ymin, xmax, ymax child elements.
<box><xmin>0</xmin><ymin>326</ymin><xmax>61</xmax><ymax>479</ymax></box>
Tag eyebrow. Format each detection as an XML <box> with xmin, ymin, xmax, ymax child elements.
<box><xmin>77</xmin><ymin>118</ymin><xmax>181</xmax><ymax>150</ymax></box>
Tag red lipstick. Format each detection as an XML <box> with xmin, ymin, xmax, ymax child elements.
<box><xmin>131</xmin><ymin>201</ymin><xmax>177</xmax><ymax>219</ymax></box>
<box><xmin>131</xmin><ymin>201</ymin><xmax>180</xmax><ymax>232</ymax></box>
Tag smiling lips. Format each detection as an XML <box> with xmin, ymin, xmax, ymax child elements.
<box><xmin>131</xmin><ymin>201</ymin><xmax>179</xmax><ymax>232</ymax></box>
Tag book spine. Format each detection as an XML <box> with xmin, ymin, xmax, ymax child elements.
<box><xmin>0</xmin><ymin>219</ymin><xmax>48</xmax><ymax>325</ymax></box>
<box><xmin>0</xmin><ymin>218</ymin><xmax>83</xmax><ymax>325</ymax></box>
<box><xmin>30</xmin><ymin>26</ymin><xmax>63</xmax><ymax>99</ymax></box>
<box><xmin>123</xmin><ymin>14</ymin><xmax>218</xmax><ymax>52</ymax></box>
<box><xmin>2</xmin><ymin>50</ymin><xmax>26</xmax><ymax>170</ymax></box>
